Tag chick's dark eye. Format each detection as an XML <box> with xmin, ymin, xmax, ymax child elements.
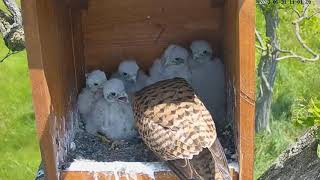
<box><xmin>111</xmin><ymin>92</ymin><xmax>116</xmax><ymax>96</ymax></box>
<box><xmin>94</xmin><ymin>83</ymin><xmax>99</xmax><ymax>86</ymax></box>
<box><xmin>122</xmin><ymin>72</ymin><xmax>128</xmax><ymax>76</ymax></box>
<box><xmin>203</xmin><ymin>50</ymin><xmax>208</xmax><ymax>54</ymax></box>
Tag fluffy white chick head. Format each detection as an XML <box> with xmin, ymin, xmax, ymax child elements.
<box><xmin>118</xmin><ymin>60</ymin><xmax>139</xmax><ymax>83</ymax></box>
<box><xmin>86</xmin><ymin>70</ymin><xmax>107</xmax><ymax>92</ymax></box>
<box><xmin>162</xmin><ymin>44</ymin><xmax>189</xmax><ymax>67</ymax></box>
<box><xmin>103</xmin><ymin>78</ymin><xmax>129</xmax><ymax>104</ymax></box>
<box><xmin>190</xmin><ymin>40</ymin><xmax>213</xmax><ymax>63</ymax></box>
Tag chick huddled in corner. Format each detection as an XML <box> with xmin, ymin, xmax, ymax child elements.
<box><xmin>77</xmin><ymin>70</ymin><xmax>107</xmax><ymax>121</ymax></box>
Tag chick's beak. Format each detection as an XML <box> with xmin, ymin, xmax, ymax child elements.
<box><xmin>131</xmin><ymin>75</ymin><xmax>137</xmax><ymax>82</ymax></box>
<box><xmin>117</xmin><ymin>93</ymin><xmax>129</xmax><ymax>103</ymax></box>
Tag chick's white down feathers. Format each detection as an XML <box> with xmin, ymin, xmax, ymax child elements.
<box><xmin>189</xmin><ymin>40</ymin><xmax>226</xmax><ymax>126</ymax></box>
<box><xmin>86</xmin><ymin>79</ymin><xmax>137</xmax><ymax>140</ymax></box>
<box><xmin>77</xmin><ymin>70</ymin><xmax>107</xmax><ymax>119</ymax></box>
<box><xmin>112</xmin><ymin>60</ymin><xmax>148</xmax><ymax>94</ymax></box>
<box><xmin>147</xmin><ymin>44</ymin><xmax>191</xmax><ymax>85</ymax></box>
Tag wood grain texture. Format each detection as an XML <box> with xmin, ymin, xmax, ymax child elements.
<box><xmin>22</xmin><ymin>0</ymin><xmax>82</xmax><ymax>179</ymax></box>
<box><xmin>61</xmin><ymin>168</ymin><xmax>238</xmax><ymax>179</ymax></box>
<box><xmin>223</xmin><ymin>0</ymin><xmax>255</xmax><ymax>179</ymax></box>
<box><xmin>61</xmin><ymin>171</ymin><xmax>179</xmax><ymax>180</ymax></box>
<box><xmin>238</xmin><ymin>0</ymin><xmax>255</xmax><ymax>179</ymax></box>
<box><xmin>82</xmin><ymin>0</ymin><xmax>224</xmax><ymax>72</ymax></box>
<box><xmin>65</xmin><ymin>0</ymin><xmax>88</xmax><ymax>9</ymax></box>
<box><xmin>70</xmin><ymin>9</ymin><xmax>86</xmax><ymax>93</ymax></box>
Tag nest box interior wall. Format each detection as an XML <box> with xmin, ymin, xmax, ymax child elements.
<box><xmin>82</xmin><ymin>0</ymin><xmax>225</xmax><ymax>72</ymax></box>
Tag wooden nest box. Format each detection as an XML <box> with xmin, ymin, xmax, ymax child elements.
<box><xmin>22</xmin><ymin>0</ymin><xmax>255</xmax><ymax>179</ymax></box>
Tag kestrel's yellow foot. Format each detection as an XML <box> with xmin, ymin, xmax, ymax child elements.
<box><xmin>96</xmin><ymin>133</ymin><xmax>111</xmax><ymax>144</ymax></box>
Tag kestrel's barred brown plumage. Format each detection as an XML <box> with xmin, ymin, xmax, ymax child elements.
<box><xmin>133</xmin><ymin>78</ymin><xmax>231</xmax><ymax>180</ymax></box>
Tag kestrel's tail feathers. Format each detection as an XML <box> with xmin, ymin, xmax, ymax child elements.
<box><xmin>208</xmin><ymin>139</ymin><xmax>232</xmax><ymax>180</ymax></box>
<box><xmin>166</xmin><ymin>159</ymin><xmax>204</xmax><ymax>180</ymax></box>
<box><xmin>165</xmin><ymin>139</ymin><xmax>231</xmax><ymax>180</ymax></box>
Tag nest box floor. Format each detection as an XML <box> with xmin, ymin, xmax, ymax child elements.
<box><xmin>65</xmin><ymin>130</ymin><xmax>158</xmax><ymax>165</ymax></box>
<box><xmin>63</xmin><ymin>120</ymin><xmax>237</xmax><ymax>171</ymax></box>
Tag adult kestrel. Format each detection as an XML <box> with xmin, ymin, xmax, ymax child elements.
<box><xmin>133</xmin><ymin>78</ymin><xmax>231</xmax><ymax>180</ymax></box>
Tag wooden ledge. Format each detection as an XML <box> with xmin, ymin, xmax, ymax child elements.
<box><xmin>60</xmin><ymin>161</ymin><xmax>239</xmax><ymax>180</ymax></box>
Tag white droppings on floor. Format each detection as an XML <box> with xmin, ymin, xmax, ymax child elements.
<box><xmin>66</xmin><ymin>160</ymin><xmax>170</xmax><ymax>179</ymax></box>
<box><xmin>228</xmin><ymin>161</ymin><xmax>239</xmax><ymax>173</ymax></box>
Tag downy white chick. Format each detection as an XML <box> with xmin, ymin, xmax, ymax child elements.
<box><xmin>189</xmin><ymin>40</ymin><xmax>226</xmax><ymax>126</ymax></box>
<box><xmin>112</xmin><ymin>60</ymin><xmax>148</xmax><ymax>94</ymax></box>
<box><xmin>147</xmin><ymin>44</ymin><xmax>191</xmax><ymax>85</ymax></box>
<box><xmin>77</xmin><ymin>70</ymin><xmax>107</xmax><ymax>120</ymax></box>
<box><xmin>86</xmin><ymin>79</ymin><xmax>137</xmax><ymax>140</ymax></box>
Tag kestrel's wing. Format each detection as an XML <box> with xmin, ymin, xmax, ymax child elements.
<box><xmin>133</xmin><ymin>78</ymin><xmax>231</xmax><ymax>180</ymax></box>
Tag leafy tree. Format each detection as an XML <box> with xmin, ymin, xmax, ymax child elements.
<box><xmin>255</xmin><ymin>2</ymin><xmax>320</xmax><ymax>132</ymax></box>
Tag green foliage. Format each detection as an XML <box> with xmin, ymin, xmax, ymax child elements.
<box><xmin>317</xmin><ymin>144</ymin><xmax>320</xmax><ymax>159</ymax></box>
<box><xmin>292</xmin><ymin>98</ymin><xmax>320</xmax><ymax>127</ymax></box>
<box><xmin>0</xmin><ymin>50</ymin><xmax>40</xmax><ymax>179</ymax></box>
<box><xmin>254</xmin><ymin>120</ymin><xmax>305</xmax><ymax>179</ymax></box>
<box><xmin>255</xmin><ymin>2</ymin><xmax>320</xmax><ymax>179</ymax></box>
<box><xmin>0</xmin><ymin>2</ymin><xmax>40</xmax><ymax>179</ymax></box>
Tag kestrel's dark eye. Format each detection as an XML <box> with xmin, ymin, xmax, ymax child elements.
<box><xmin>94</xmin><ymin>83</ymin><xmax>99</xmax><ymax>86</ymax></box>
<box><xmin>203</xmin><ymin>50</ymin><xmax>208</xmax><ymax>54</ymax></box>
<box><xmin>111</xmin><ymin>92</ymin><xmax>116</xmax><ymax>96</ymax></box>
<box><xmin>122</xmin><ymin>72</ymin><xmax>128</xmax><ymax>76</ymax></box>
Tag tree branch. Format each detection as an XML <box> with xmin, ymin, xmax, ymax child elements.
<box><xmin>276</xmin><ymin>5</ymin><xmax>319</xmax><ymax>62</ymax></box>
<box><xmin>256</xmin><ymin>29</ymin><xmax>267</xmax><ymax>52</ymax></box>
<box><xmin>0</xmin><ymin>50</ymin><xmax>18</xmax><ymax>63</ymax></box>
<box><xmin>3</xmin><ymin>0</ymin><xmax>22</xmax><ymax>26</ymax></box>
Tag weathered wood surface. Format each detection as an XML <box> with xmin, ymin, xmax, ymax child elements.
<box><xmin>22</xmin><ymin>0</ymin><xmax>82</xmax><ymax>179</ymax></box>
<box><xmin>61</xmin><ymin>168</ymin><xmax>239</xmax><ymax>180</ymax></box>
<box><xmin>82</xmin><ymin>0</ymin><xmax>224</xmax><ymax>72</ymax></box>
<box><xmin>259</xmin><ymin>127</ymin><xmax>320</xmax><ymax>180</ymax></box>
<box><xmin>223</xmin><ymin>0</ymin><xmax>255</xmax><ymax>179</ymax></box>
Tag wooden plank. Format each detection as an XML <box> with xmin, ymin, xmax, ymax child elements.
<box><xmin>61</xmin><ymin>171</ymin><xmax>179</xmax><ymax>180</ymax></box>
<box><xmin>238</xmin><ymin>0</ymin><xmax>255</xmax><ymax>179</ymax></box>
<box><xmin>21</xmin><ymin>0</ymin><xmax>58</xmax><ymax>178</ymax></box>
<box><xmin>61</xmin><ymin>168</ymin><xmax>238</xmax><ymax>179</ymax></box>
<box><xmin>22</xmin><ymin>1</ymin><xmax>81</xmax><ymax>179</ymax></box>
<box><xmin>70</xmin><ymin>9</ymin><xmax>86</xmax><ymax>92</ymax></box>
<box><xmin>82</xmin><ymin>0</ymin><xmax>224</xmax><ymax>72</ymax></box>
<box><xmin>223</xmin><ymin>0</ymin><xmax>255</xmax><ymax>179</ymax></box>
